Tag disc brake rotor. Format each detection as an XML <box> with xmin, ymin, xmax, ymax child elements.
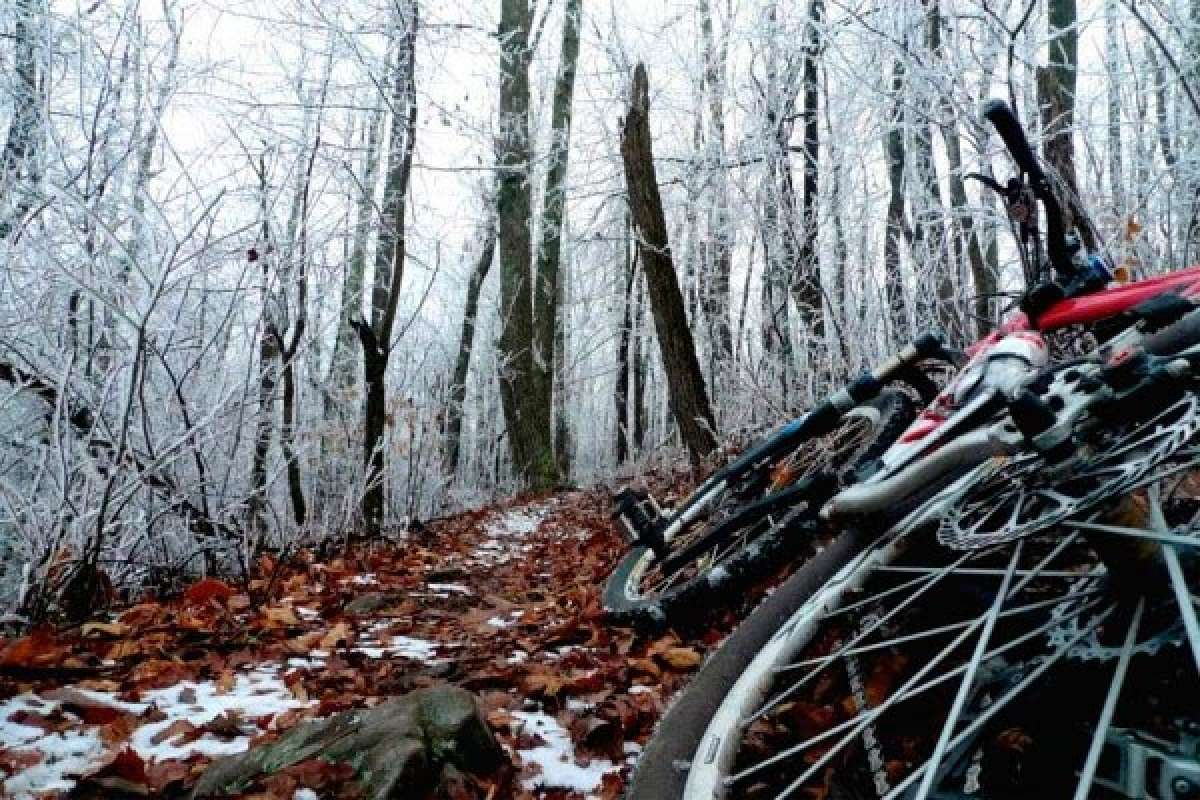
<box><xmin>939</xmin><ymin>392</ymin><xmax>1200</xmax><ymax>551</ymax></box>
<box><xmin>1047</xmin><ymin>575</ymin><xmax>1185</xmax><ymax>661</ymax></box>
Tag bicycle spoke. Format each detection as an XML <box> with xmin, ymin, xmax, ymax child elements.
<box><xmin>728</xmin><ymin>595</ymin><xmax>1105</xmax><ymax>788</ymax></box>
<box><xmin>767</xmin><ymin>550</ymin><xmax>974</xmax><ymax>689</ymax></box>
<box><xmin>790</xmin><ymin>591</ymin><xmax>1097</xmax><ymax>666</ymax></box>
<box><xmin>824</xmin><ymin>570</ymin><xmax>935</xmax><ymax>619</ymax></box>
<box><xmin>1065</xmin><ymin>518</ymin><xmax>1200</xmax><ymax>549</ymax></box>
<box><xmin>876</xmin><ymin>565</ymin><xmax>1083</xmax><ymax>577</ymax></box>
<box><xmin>1163</xmin><ymin>544</ymin><xmax>1200</xmax><ymax>675</ymax></box>
<box><xmin>913</xmin><ymin>542</ymin><xmax>1023</xmax><ymax>800</ymax></box>
<box><xmin>882</xmin><ymin>606</ymin><xmax>1116</xmax><ymax>800</ymax></box>
<box><xmin>1072</xmin><ymin>598</ymin><xmax>1143</xmax><ymax>800</ymax></box>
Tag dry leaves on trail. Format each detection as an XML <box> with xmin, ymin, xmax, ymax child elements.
<box><xmin>1</xmin><ymin>478</ymin><xmax>744</xmax><ymax>800</ymax></box>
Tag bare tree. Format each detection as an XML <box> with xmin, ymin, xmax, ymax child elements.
<box><xmin>349</xmin><ymin>0</ymin><xmax>419</xmax><ymax>537</ymax></box>
<box><xmin>620</xmin><ymin>63</ymin><xmax>718</xmax><ymax>463</ymax></box>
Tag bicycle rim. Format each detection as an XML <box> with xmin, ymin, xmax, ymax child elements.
<box><xmin>622</xmin><ymin>405</ymin><xmax>883</xmax><ymax>604</ymax></box>
<box><xmin>682</xmin><ymin>479</ymin><xmax>1200</xmax><ymax>799</ymax></box>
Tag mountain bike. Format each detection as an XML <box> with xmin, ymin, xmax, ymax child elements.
<box><xmin>625</xmin><ymin>100</ymin><xmax>1200</xmax><ymax>798</ymax></box>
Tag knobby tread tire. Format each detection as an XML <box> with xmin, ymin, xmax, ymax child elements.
<box><xmin>624</xmin><ymin>525</ymin><xmax>875</xmax><ymax>799</ymax></box>
<box><xmin>603</xmin><ymin>391</ymin><xmax>915</xmax><ymax>630</ymax></box>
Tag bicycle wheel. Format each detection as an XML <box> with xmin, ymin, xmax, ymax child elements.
<box><xmin>628</xmin><ymin>465</ymin><xmax>1200</xmax><ymax>799</ymax></box>
<box><xmin>604</xmin><ymin>390</ymin><xmax>916</xmax><ymax>629</ymax></box>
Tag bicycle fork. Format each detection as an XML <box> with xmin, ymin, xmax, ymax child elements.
<box><xmin>612</xmin><ymin>333</ymin><xmax>957</xmax><ymax>556</ymax></box>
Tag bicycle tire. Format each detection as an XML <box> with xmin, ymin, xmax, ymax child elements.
<box><xmin>603</xmin><ymin>390</ymin><xmax>915</xmax><ymax>629</ymax></box>
<box><xmin>629</xmin><ymin>472</ymin><xmax>1200</xmax><ymax>799</ymax></box>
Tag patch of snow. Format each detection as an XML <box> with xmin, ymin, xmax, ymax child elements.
<box><xmin>1</xmin><ymin>669</ymin><xmax>310</xmax><ymax>797</ymax></box>
<box><xmin>2</xmin><ymin>726</ymin><xmax>106</xmax><ymax>799</ymax></box>
<box><xmin>295</xmin><ymin>606</ymin><xmax>321</xmax><ymax>620</ymax></box>
<box><xmin>545</xmin><ymin>645</ymin><xmax>581</xmax><ymax>661</ymax></box>
<box><xmin>427</xmin><ymin>582</ymin><xmax>471</xmax><ymax>594</ymax></box>
<box><xmin>627</xmin><ymin>685</ymin><xmax>652</xmax><ymax>695</ymax></box>
<box><xmin>130</xmin><ymin>670</ymin><xmax>309</xmax><ymax>762</ymax></box>
<box><xmin>489</xmin><ymin>507</ymin><xmax>548</xmax><ymax>538</ymax></box>
<box><xmin>286</xmin><ymin>657</ymin><xmax>325</xmax><ymax>669</ymax></box>
<box><xmin>511</xmin><ymin>710</ymin><xmax>617</xmax><ymax>794</ymax></box>
<box><xmin>293</xmin><ymin>789</ymin><xmax>319</xmax><ymax>800</ymax></box>
<box><xmin>354</xmin><ymin>634</ymin><xmax>440</xmax><ymax>663</ymax></box>
<box><xmin>506</xmin><ymin>651</ymin><xmax>529</xmax><ymax>664</ymax></box>
<box><xmin>345</xmin><ymin>573</ymin><xmax>378</xmax><ymax>586</ymax></box>
<box><xmin>486</xmin><ymin>611</ymin><xmax>523</xmax><ymax>629</ymax></box>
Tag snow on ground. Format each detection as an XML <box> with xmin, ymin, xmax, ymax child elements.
<box><xmin>426</xmin><ymin>582</ymin><xmax>471</xmax><ymax>595</ymax></box>
<box><xmin>511</xmin><ymin>710</ymin><xmax>619</xmax><ymax>795</ymax></box>
<box><xmin>353</xmin><ymin>634</ymin><xmax>442</xmax><ymax>661</ymax></box>
<box><xmin>0</xmin><ymin>668</ymin><xmax>310</xmax><ymax>798</ymax></box>
<box><xmin>487</xmin><ymin>611</ymin><xmax>524</xmax><ymax>629</ymax></box>
<box><xmin>130</xmin><ymin>669</ymin><xmax>306</xmax><ymax>761</ymax></box>
<box><xmin>345</xmin><ymin>621</ymin><xmax>445</xmax><ymax>663</ymax></box>
<box><xmin>470</xmin><ymin>503</ymin><xmax>552</xmax><ymax>566</ymax></box>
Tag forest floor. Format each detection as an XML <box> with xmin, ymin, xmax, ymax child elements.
<box><xmin>0</xmin><ymin>472</ymin><xmax>789</xmax><ymax>799</ymax></box>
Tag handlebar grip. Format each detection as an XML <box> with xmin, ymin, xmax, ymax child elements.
<box><xmin>982</xmin><ymin>98</ymin><xmax>1074</xmax><ymax>277</ymax></box>
<box><xmin>982</xmin><ymin>99</ymin><xmax>1044</xmax><ymax>181</ymax></box>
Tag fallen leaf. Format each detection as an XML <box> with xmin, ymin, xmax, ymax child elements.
<box><xmin>81</xmin><ymin>621</ymin><xmax>130</xmax><ymax>638</ymax></box>
<box><xmin>184</xmin><ymin>578</ymin><xmax>236</xmax><ymax>606</ymax></box>
<box><xmin>319</xmin><ymin>622</ymin><xmax>352</xmax><ymax>650</ymax></box>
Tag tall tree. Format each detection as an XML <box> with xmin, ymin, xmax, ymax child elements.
<box><xmin>698</xmin><ymin>0</ymin><xmax>733</xmax><ymax>365</ymax></box>
<box><xmin>445</xmin><ymin>218</ymin><xmax>496</xmax><ymax>477</ymax></box>
<box><xmin>330</xmin><ymin>103</ymin><xmax>387</xmax><ymax>397</ymax></box>
<box><xmin>350</xmin><ymin>0</ymin><xmax>419</xmax><ymax>537</ymax></box>
<box><xmin>794</xmin><ymin>0</ymin><xmax>826</xmax><ymax>347</ymax></box>
<box><xmin>1105</xmin><ymin>0</ymin><xmax>1125</xmax><ymax>216</ymax></box>
<box><xmin>620</xmin><ymin>63</ymin><xmax>718</xmax><ymax>463</ymax></box>
<box><xmin>496</xmin><ymin>0</ymin><xmax>557</xmax><ymax>489</ymax></box>
<box><xmin>0</xmin><ymin>0</ymin><xmax>44</xmax><ymax>242</ymax></box>
<box><xmin>1038</xmin><ymin>0</ymin><xmax>1096</xmax><ymax>250</ymax></box>
<box><xmin>615</xmin><ymin>216</ymin><xmax>637</xmax><ymax>464</ymax></box>
<box><xmin>534</xmin><ymin>0</ymin><xmax>582</xmax><ymax>481</ymax></box>
<box><xmin>882</xmin><ymin>60</ymin><xmax>911</xmax><ymax>345</ymax></box>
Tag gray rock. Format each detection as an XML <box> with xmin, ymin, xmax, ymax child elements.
<box><xmin>344</xmin><ymin>592</ymin><xmax>401</xmax><ymax>615</ymax></box>
<box><xmin>193</xmin><ymin>685</ymin><xmax>506</xmax><ymax>800</ymax></box>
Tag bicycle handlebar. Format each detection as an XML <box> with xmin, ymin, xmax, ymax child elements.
<box><xmin>981</xmin><ymin>99</ymin><xmax>1074</xmax><ymax>278</ymax></box>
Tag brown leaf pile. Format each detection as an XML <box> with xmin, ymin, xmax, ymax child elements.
<box><xmin>0</xmin><ymin>481</ymin><xmax>765</xmax><ymax>799</ymax></box>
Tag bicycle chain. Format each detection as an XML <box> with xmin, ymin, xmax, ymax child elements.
<box><xmin>844</xmin><ymin>611</ymin><xmax>892</xmax><ymax>798</ymax></box>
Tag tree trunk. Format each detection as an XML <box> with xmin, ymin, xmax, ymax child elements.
<box><xmin>698</xmin><ymin>0</ymin><xmax>733</xmax><ymax>366</ymax></box>
<box><xmin>1038</xmin><ymin>0</ymin><xmax>1097</xmax><ymax>251</ymax></box>
<box><xmin>620</xmin><ymin>63</ymin><xmax>718</xmax><ymax>463</ymax></box>
<box><xmin>882</xmin><ymin>60</ymin><xmax>911</xmax><ymax>345</ymax></box>
<box><xmin>279</xmin><ymin>338</ymin><xmax>307</xmax><ymax>526</ymax></box>
<box><xmin>496</xmin><ymin>0</ymin><xmax>557</xmax><ymax>489</ymax></box>
<box><xmin>445</xmin><ymin>224</ymin><xmax>496</xmax><ymax>477</ymax></box>
<box><xmin>331</xmin><ymin>105</ymin><xmax>386</xmax><ymax>395</ymax></box>
<box><xmin>0</xmin><ymin>0</ymin><xmax>43</xmax><ymax>242</ymax></box>
<box><xmin>928</xmin><ymin>0</ymin><xmax>990</xmax><ymax>339</ymax></box>
<box><xmin>631</xmin><ymin>268</ymin><xmax>647</xmax><ymax>452</ymax></box>
<box><xmin>357</xmin><ymin>1</ymin><xmax>419</xmax><ymax>537</ymax></box>
<box><xmin>793</xmin><ymin>0</ymin><xmax>825</xmax><ymax>346</ymax></box>
<box><xmin>553</xmin><ymin>252</ymin><xmax>571</xmax><ymax>479</ymax></box>
<box><xmin>1105</xmin><ymin>0</ymin><xmax>1125</xmax><ymax>217</ymax></box>
<box><xmin>534</xmin><ymin>0</ymin><xmax>581</xmax><ymax>481</ymax></box>
<box><xmin>615</xmin><ymin>220</ymin><xmax>637</xmax><ymax>464</ymax></box>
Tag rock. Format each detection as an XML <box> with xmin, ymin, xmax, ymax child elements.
<box><xmin>424</xmin><ymin>566</ymin><xmax>465</xmax><ymax>583</ymax></box>
<box><xmin>192</xmin><ymin>685</ymin><xmax>506</xmax><ymax>800</ymax></box>
<box><xmin>344</xmin><ymin>592</ymin><xmax>401</xmax><ymax>615</ymax></box>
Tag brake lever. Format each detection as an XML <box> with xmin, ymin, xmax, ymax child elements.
<box><xmin>965</xmin><ymin>172</ymin><xmax>1007</xmax><ymax>194</ymax></box>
